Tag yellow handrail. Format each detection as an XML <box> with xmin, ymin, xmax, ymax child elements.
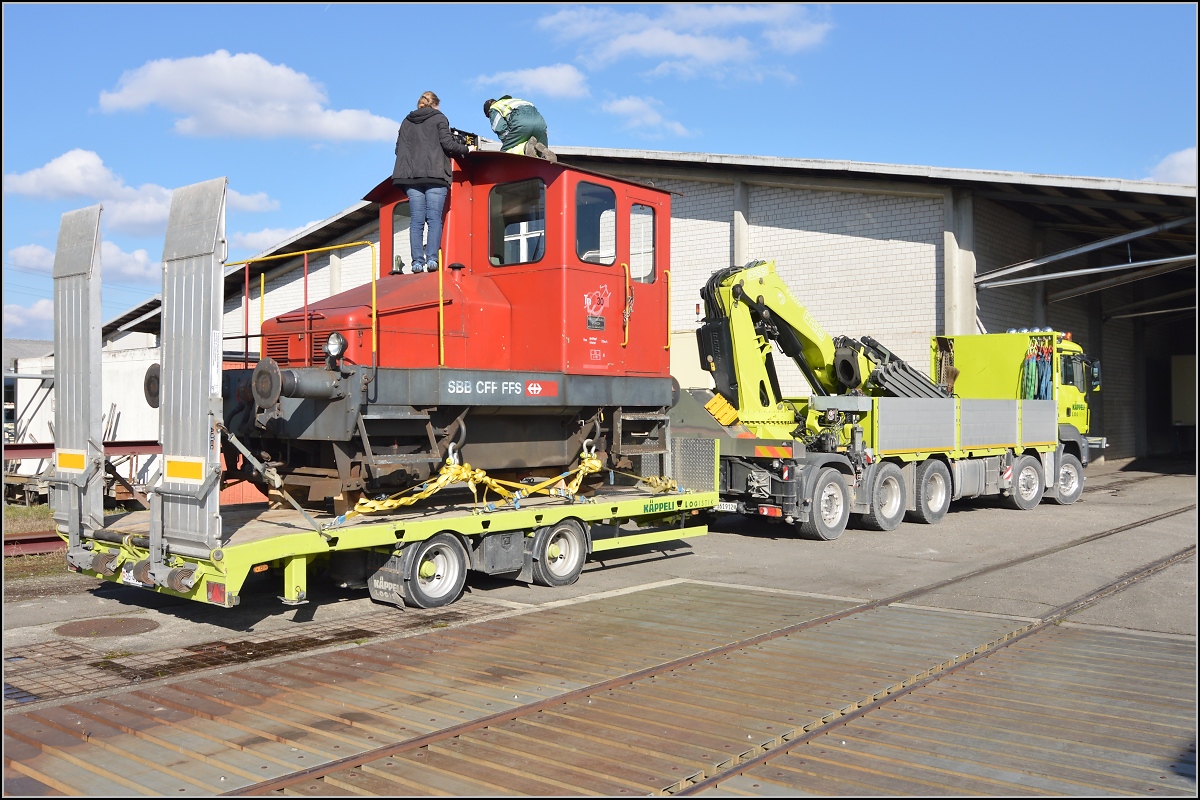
<box><xmin>438</xmin><ymin>249</ymin><xmax>445</xmax><ymax>366</ymax></box>
<box><xmin>227</xmin><ymin>240</ymin><xmax>378</xmax><ymax>360</ymax></box>
<box><xmin>259</xmin><ymin>272</ymin><xmax>264</xmax><ymax>327</ymax></box>
<box><xmin>663</xmin><ymin>270</ymin><xmax>671</xmax><ymax>350</ymax></box>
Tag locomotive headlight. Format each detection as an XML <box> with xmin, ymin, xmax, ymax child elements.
<box><xmin>324</xmin><ymin>331</ymin><xmax>348</xmax><ymax>358</ymax></box>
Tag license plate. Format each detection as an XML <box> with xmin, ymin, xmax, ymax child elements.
<box><xmin>714</xmin><ymin>501</ymin><xmax>738</xmax><ymax>513</ymax></box>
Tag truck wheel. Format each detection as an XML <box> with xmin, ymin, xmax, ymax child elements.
<box><xmin>531</xmin><ymin>520</ymin><xmax>587</xmax><ymax>587</ymax></box>
<box><xmin>402</xmin><ymin>533</ymin><xmax>468</xmax><ymax>608</ymax></box>
<box><xmin>1049</xmin><ymin>453</ymin><xmax>1084</xmax><ymax>506</ymax></box>
<box><xmin>797</xmin><ymin>468</ymin><xmax>849</xmax><ymax>541</ymax></box>
<box><xmin>860</xmin><ymin>462</ymin><xmax>906</xmax><ymax>531</ymax></box>
<box><xmin>907</xmin><ymin>459</ymin><xmax>951</xmax><ymax>525</ymax></box>
<box><xmin>1005</xmin><ymin>455</ymin><xmax>1044</xmax><ymax>511</ymax></box>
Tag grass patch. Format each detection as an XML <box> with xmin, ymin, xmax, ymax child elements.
<box><xmin>3</xmin><ymin>502</ymin><xmax>55</xmax><ymax>535</ymax></box>
<box><xmin>3</xmin><ymin>550</ymin><xmax>72</xmax><ymax>581</ymax></box>
<box><xmin>102</xmin><ymin>650</ymin><xmax>134</xmax><ymax>660</ymax></box>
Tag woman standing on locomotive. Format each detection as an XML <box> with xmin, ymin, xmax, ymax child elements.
<box><xmin>391</xmin><ymin>91</ymin><xmax>474</xmax><ymax>273</ymax></box>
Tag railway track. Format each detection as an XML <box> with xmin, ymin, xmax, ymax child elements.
<box><xmin>680</xmin><ymin>545</ymin><xmax>1198</xmax><ymax>795</ymax></box>
<box><xmin>5</xmin><ymin>502</ymin><xmax>1192</xmax><ymax>796</ymax></box>
<box><xmin>3</xmin><ymin>530</ymin><xmax>64</xmax><ymax>557</ymax></box>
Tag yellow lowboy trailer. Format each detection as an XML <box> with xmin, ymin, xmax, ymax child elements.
<box><xmin>71</xmin><ymin>484</ymin><xmax>716</xmax><ymax>609</ymax></box>
<box><xmin>50</xmin><ymin>180</ymin><xmax>716</xmax><ymax>610</ymax></box>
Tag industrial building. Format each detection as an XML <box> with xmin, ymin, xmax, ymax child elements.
<box><xmin>9</xmin><ymin>148</ymin><xmax>1196</xmax><ymax>469</ymax></box>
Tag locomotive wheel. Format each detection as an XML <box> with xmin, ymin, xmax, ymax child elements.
<box><xmin>531</xmin><ymin>520</ymin><xmax>587</xmax><ymax>587</ymax></box>
<box><xmin>797</xmin><ymin>467</ymin><xmax>849</xmax><ymax>541</ymax></box>
<box><xmin>402</xmin><ymin>533</ymin><xmax>468</xmax><ymax>608</ymax></box>
<box><xmin>906</xmin><ymin>459</ymin><xmax>951</xmax><ymax>525</ymax></box>
<box><xmin>1049</xmin><ymin>453</ymin><xmax>1084</xmax><ymax>506</ymax></box>
<box><xmin>860</xmin><ymin>462</ymin><xmax>907</xmax><ymax>532</ymax></box>
<box><xmin>1005</xmin><ymin>455</ymin><xmax>1045</xmax><ymax>510</ymax></box>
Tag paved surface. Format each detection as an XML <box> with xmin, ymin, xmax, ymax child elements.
<box><xmin>3</xmin><ymin>457</ymin><xmax>1195</xmax><ymax>705</ymax></box>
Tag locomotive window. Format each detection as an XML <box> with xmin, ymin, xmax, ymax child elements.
<box><xmin>576</xmin><ymin>182</ymin><xmax>616</xmax><ymax>265</ymax></box>
<box><xmin>489</xmin><ymin>179</ymin><xmax>546</xmax><ymax>265</ymax></box>
<box><xmin>630</xmin><ymin>204</ymin><xmax>655</xmax><ymax>283</ymax></box>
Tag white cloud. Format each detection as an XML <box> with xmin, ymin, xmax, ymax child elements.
<box><xmin>538</xmin><ymin>4</ymin><xmax>831</xmax><ymax>79</ymax></box>
<box><xmin>6</xmin><ymin>241</ymin><xmax>158</xmax><ymax>283</ymax></box>
<box><xmin>4</xmin><ymin>150</ymin><xmax>279</xmax><ymax>236</ymax></box>
<box><xmin>476</xmin><ymin>64</ymin><xmax>590</xmax><ymax>99</ymax></box>
<box><xmin>7</xmin><ymin>244</ymin><xmax>55</xmax><ymax>272</ymax></box>
<box><xmin>230</xmin><ymin>221</ymin><xmax>323</xmax><ymax>253</ymax></box>
<box><xmin>1147</xmin><ymin>147</ymin><xmax>1197</xmax><ymax>185</ymax></box>
<box><xmin>3</xmin><ymin>299</ymin><xmax>55</xmax><ymax>340</ymax></box>
<box><xmin>228</xmin><ymin>189</ymin><xmax>279</xmax><ymax>212</ymax></box>
<box><xmin>100</xmin><ymin>241</ymin><xmax>159</xmax><ymax>283</ymax></box>
<box><xmin>602</xmin><ymin>96</ymin><xmax>693</xmax><ymax>138</ymax></box>
<box><xmin>100</xmin><ymin>50</ymin><xmax>398</xmax><ymax>141</ymax></box>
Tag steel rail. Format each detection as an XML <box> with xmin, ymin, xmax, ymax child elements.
<box><xmin>3</xmin><ymin>529</ymin><xmax>65</xmax><ymax>557</ymax></box>
<box><xmin>226</xmin><ymin>502</ymin><xmax>1196</xmax><ymax>796</ymax></box>
<box><xmin>677</xmin><ymin>542</ymin><xmax>1198</xmax><ymax>795</ymax></box>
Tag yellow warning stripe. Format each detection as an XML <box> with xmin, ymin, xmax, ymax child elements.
<box><xmin>754</xmin><ymin>445</ymin><xmax>792</xmax><ymax>458</ymax></box>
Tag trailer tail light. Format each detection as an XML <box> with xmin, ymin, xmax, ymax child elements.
<box><xmin>207</xmin><ymin>581</ymin><xmax>227</xmax><ymax>605</ymax></box>
<box><xmin>758</xmin><ymin>505</ymin><xmax>783</xmax><ymax>518</ymax></box>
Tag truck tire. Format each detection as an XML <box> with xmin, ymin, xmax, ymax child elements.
<box><xmin>1005</xmin><ymin>455</ymin><xmax>1044</xmax><ymax>511</ymax></box>
<box><xmin>860</xmin><ymin>462</ymin><xmax>906</xmax><ymax>531</ymax></box>
<box><xmin>907</xmin><ymin>459</ymin><xmax>951</xmax><ymax>525</ymax></box>
<box><xmin>531</xmin><ymin>520</ymin><xmax>587</xmax><ymax>587</ymax></box>
<box><xmin>797</xmin><ymin>467</ymin><xmax>850</xmax><ymax>541</ymax></box>
<box><xmin>402</xmin><ymin>533</ymin><xmax>468</xmax><ymax>608</ymax></box>
<box><xmin>1049</xmin><ymin>453</ymin><xmax>1084</xmax><ymax>506</ymax></box>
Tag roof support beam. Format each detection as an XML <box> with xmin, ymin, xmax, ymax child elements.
<box><xmin>1104</xmin><ymin>288</ymin><xmax>1195</xmax><ymax>317</ymax></box>
<box><xmin>979</xmin><ymin>254</ymin><xmax>1196</xmax><ymax>290</ymax></box>
<box><xmin>975</xmin><ymin>216</ymin><xmax>1194</xmax><ymax>283</ymax></box>
<box><xmin>975</xmin><ymin>189</ymin><xmax>1192</xmax><ymax>214</ymax></box>
<box><xmin>1047</xmin><ymin>259</ymin><xmax>1196</xmax><ymax>304</ymax></box>
<box><xmin>1105</xmin><ymin>305</ymin><xmax>1195</xmax><ymax>321</ymax></box>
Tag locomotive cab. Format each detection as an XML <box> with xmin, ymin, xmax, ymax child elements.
<box><xmin>230</xmin><ymin>152</ymin><xmax>676</xmax><ymax>509</ymax></box>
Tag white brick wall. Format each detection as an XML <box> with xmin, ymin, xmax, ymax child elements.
<box><xmin>747</xmin><ymin>186</ymin><xmax>944</xmax><ymax>395</ymax></box>
<box><xmin>221</xmin><ymin>225</ymin><xmax>380</xmax><ymax>349</ymax></box>
<box><xmin>974</xmin><ymin>197</ymin><xmax>1036</xmax><ymax>333</ymax></box>
<box><xmin>656</xmin><ymin>179</ymin><xmax>733</xmax><ymax>332</ymax></box>
<box><xmin>1102</xmin><ymin>318</ymin><xmax>1137</xmax><ymax>459</ymax></box>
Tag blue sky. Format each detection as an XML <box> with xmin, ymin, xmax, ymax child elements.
<box><xmin>3</xmin><ymin>3</ymin><xmax>1196</xmax><ymax>341</ymax></box>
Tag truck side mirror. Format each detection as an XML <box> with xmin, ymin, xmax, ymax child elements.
<box><xmin>1090</xmin><ymin>360</ymin><xmax>1101</xmax><ymax>392</ymax></box>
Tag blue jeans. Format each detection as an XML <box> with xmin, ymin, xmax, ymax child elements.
<box><xmin>406</xmin><ymin>186</ymin><xmax>448</xmax><ymax>271</ymax></box>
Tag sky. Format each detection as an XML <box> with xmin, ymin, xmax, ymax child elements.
<box><xmin>3</xmin><ymin>3</ymin><xmax>1196</xmax><ymax>341</ymax></box>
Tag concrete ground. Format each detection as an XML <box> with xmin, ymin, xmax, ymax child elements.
<box><xmin>2</xmin><ymin>456</ymin><xmax>1195</xmax><ymax>671</ymax></box>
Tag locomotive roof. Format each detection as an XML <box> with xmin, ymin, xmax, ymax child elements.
<box><xmin>363</xmin><ymin>150</ymin><xmax>669</xmax><ymax>204</ymax></box>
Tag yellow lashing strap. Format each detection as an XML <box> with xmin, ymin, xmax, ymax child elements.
<box><xmin>326</xmin><ymin>445</ymin><xmax>612</xmax><ymax>529</ymax></box>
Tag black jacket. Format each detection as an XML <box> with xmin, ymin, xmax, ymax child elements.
<box><xmin>391</xmin><ymin>108</ymin><xmax>468</xmax><ymax>188</ymax></box>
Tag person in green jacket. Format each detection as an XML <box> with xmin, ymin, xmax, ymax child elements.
<box><xmin>484</xmin><ymin>96</ymin><xmax>556</xmax><ymax>162</ymax></box>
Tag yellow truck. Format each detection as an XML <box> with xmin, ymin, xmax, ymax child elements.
<box><xmin>673</xmin><ymin>260</ymin><xmax>1104</xmax><ymax>541</ymax></box>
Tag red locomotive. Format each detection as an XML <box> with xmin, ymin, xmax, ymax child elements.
<box><xmin>227</xmin><ymin>151</ymin><xmax>675</xmax><ymax>509</ymax></box>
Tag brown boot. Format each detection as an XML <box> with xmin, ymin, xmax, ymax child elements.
<box><xmin>534</xmin><ymin>140</ymin><xmax>557</xmax><ymax>163</ymax></box>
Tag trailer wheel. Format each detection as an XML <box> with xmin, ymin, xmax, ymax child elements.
<box><xmin>860</xmin><ymin>462</ymin><xmax>906</xmax><ymax>531</ymax></box>
<box><xmin>1049</xmin><ymin>453</ymin><xmax>1084</xmax><ymax>506</ymax></box>
<box><xmin>907</xmin><ymin>459</ymin><xmax>951</xmax><ymax>525</ymax></box>
<box><xmin>402</xmin><ymin>533</ymin><xmax>468</xmax><ymax>608</ymax></box>
<box><xmin>531</xmin><ymin>520</ymin><xmax>587</xmax><ymax>587</ymax></box>
<box><xmin>1006</xmin><ymin>455</ymin><xmax>1044</xmax><ymax>510</ymax></box>
<box><xmin>797</xmin><ymin>468</ymin><xmax>849</xmax><ymax>541</ymax></box>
